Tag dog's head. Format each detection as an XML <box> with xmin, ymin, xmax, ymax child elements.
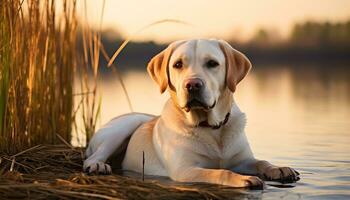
<box><xmin>147</xmin><ymin>39</ymin><xmax>251</xmax><ymax>125</ymax></box>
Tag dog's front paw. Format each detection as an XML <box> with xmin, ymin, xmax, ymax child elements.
<box><xmin>84</xmin><ymin>162</ymin><xmax>112</xmax><ymax>175</ymax></box>
<box><xmin>260</xmin><ymin>165</ymin><xmax>300</xmax><ymax>183</ymax></box>
<box><xmin>242</xmin><ymin>176</ymin><xmax>265</xmax><ymax>189</ymax></box>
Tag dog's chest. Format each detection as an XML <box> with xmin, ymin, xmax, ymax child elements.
<box><xmin>191</xmin><ymin>127</ymin><xmax>244</xmax><ymax>163</ymax></box>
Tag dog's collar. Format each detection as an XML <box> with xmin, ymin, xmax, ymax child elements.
<box><xmin>198</xmin><ymin>112</ymin><xmax>230</xmax><ymax>129</ymax></box>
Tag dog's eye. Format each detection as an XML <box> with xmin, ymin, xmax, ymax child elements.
<box><xmin>173</xmin><ymin>60</ymin><xmax>183</xmax><ymax>69</ymax></box>
<box><xmin>206</xmin><ymin>60</ymin><xmax>219</xmax><ymax>68</ymax></box>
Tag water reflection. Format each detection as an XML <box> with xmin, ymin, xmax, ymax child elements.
<box><xmin>76</xmin><ymin>63</ymin><xmax>350</xmax><ymax>199</ymax></box>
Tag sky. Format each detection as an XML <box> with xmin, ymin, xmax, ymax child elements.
<box><xmin>78</xmin><ymin>0</ymin><xmax>350</xmax><ymax>43</ymax></box>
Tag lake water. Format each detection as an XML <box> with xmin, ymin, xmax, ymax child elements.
<box><xmin>75</xmin><ymin>63</ymin><xmax>350</xmax><ymax>199</ymax></box>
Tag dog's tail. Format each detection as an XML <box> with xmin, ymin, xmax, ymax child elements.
<box><xmin>85</xmin><ymin>112</ymin><xmax>155</xmax><ymax>158</ymax></box>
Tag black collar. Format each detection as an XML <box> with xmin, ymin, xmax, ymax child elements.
<box><xmin>197</xmin><ymin>112</ymin><xmax>230</xmax><ymax>130</ymax></box>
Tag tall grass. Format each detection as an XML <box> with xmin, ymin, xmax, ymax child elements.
<box><xmin>0</xmin><ymin>0</ymin><xmax>79</xmax><ymax>154</ymax></box>
<box><xmin>76</xmin><ymin>0</ymin><xmax>105</xmax><ymax>144</ymax></box>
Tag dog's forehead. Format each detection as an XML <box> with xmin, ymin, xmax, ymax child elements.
<box><xmin>170</xmin><ymin>39</ymin><xmax>224</xmax><ymax>62</ymax></box>
<box><xmin>196</xmin><ymin>40</ymin><xmax>222</xmax><ymax>56</ymax></box>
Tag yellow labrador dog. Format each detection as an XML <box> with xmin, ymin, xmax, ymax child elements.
<box><xmin>84</xmin><ymin>39</ymin><xmax>300</xmax><ymax>188</ymax></box>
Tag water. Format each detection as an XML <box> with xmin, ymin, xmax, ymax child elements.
<box><xmin>78</xmin><ymin>63</ymin><xmax>350</xmax><ymax>199</ymax></box>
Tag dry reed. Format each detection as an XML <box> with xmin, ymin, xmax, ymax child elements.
<box><xmin>76</xmin><ymin>0</ymin><xmax>105</xmax><ymax>144</ymax></box>
<box><xmin>0</xmin><ymin>0</ymin><xmax>77</xmax><ymax>154</ymax></box>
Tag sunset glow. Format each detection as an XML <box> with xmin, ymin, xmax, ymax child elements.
<box><xmin>81</xmin><ymin>0</ymin><xmax>350</xmax><ymax>43</ymax></box>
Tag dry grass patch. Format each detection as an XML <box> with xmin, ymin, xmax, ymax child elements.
<box><xmin>0</xmin><ymin>145</ymin><xmax>253</xmax><ymax>200</ymax></box>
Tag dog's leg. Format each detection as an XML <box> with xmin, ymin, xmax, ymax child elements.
<box><xmin>231</xmin><ymin>159</ymin><xmax>300</xmax><ymax>183</ymax></box>
<box><xmin>171</xmin><ymin>167</ymin><xmax>264</xmax><ymax>188</ymax></box>
<box><xmin>84</xmin><ymin>113</ymin><xmax>154</xmax><ymax>174</ymax></box>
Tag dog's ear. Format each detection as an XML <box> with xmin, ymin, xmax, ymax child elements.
<box><xmin>218</xmin><ymin>40</ymin><xmax>252</xmax><ymax>93</ymax></box>
<box><xmin>147</xmin><ymin>41</ymin><xmax>184</xmax><ymax>93</ymax></box>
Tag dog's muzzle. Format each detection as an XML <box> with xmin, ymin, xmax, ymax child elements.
<box><xmin>181</xmin><ymin>78</ymin><xmax>215</xmax><ymax>112</ymax></box>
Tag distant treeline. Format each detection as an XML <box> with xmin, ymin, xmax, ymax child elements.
<box><xmin>238</xmin><ymin>20</ymin><xmax>350</xmax><ymax>63</ymax></box>
<box><xmin>82</xmin><ymin>19</ymin><xmax>350</xmax><ymax>72</ymax></box>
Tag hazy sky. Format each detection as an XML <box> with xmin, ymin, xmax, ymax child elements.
<box><xmin>79</xmin><ymin>0</ymin><xmax>350</xmax><ymax>43</ymax></box>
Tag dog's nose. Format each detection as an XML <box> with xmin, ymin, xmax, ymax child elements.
<box><xmin>184</xmin><ymin>78</ymin><xmax>204</xmax><ymax>92</ymax></box>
